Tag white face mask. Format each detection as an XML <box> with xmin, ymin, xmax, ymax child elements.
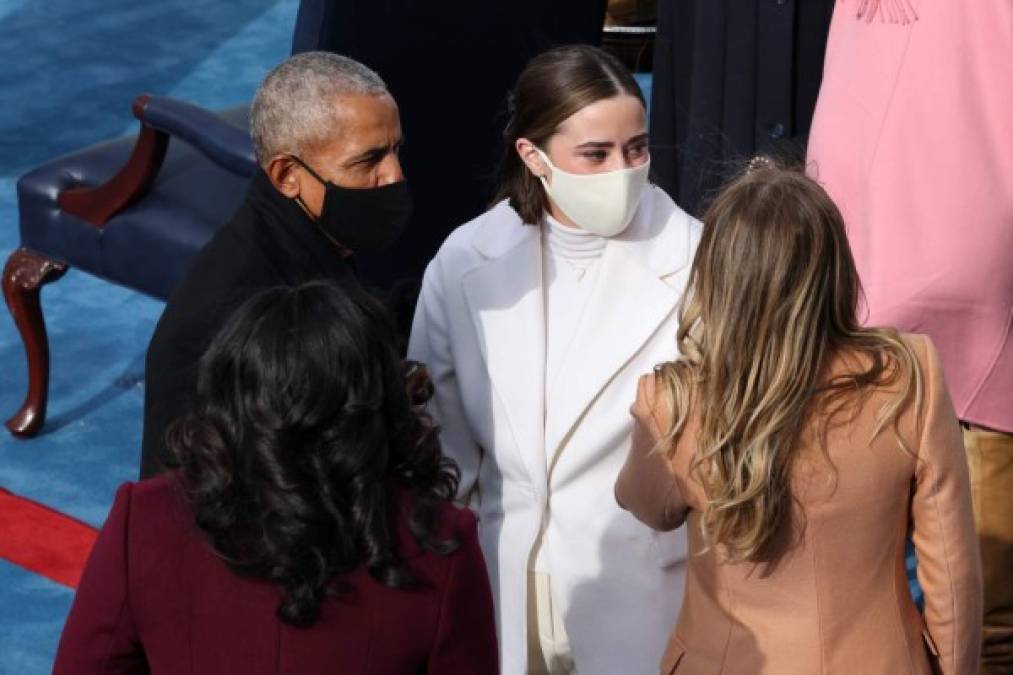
<box><xmin>535</xmin><ymin>147</ymin><xmax>650</xmax><ymax>237</ymax></box>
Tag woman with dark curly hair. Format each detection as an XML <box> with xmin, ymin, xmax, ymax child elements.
<box><xmin>52</xmin><ymin>281</ymin><xmax>499</xmax><ymax>674</ymax></box>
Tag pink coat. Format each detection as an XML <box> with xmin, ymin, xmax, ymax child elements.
<box><xmin>807</xmin><ymin>0</ymin><xmax>1013</xmax><ymax>433</ymax></box>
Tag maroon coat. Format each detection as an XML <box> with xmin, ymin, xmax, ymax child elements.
<box><xmin>52</xmin><ymin>476</ymin><xmax>498</xmax><ymax>674</ymax></box>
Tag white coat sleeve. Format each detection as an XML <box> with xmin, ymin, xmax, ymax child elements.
<box><xmin>408</xmin><ymin>260</ymin><xmax>485</xmax><ymax>509</ymax></box>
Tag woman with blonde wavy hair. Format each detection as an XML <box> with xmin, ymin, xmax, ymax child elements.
<box><xmin>615</xmin><ymin>159</ymin><xmax>982</xmax><ymax>674</ymax></box>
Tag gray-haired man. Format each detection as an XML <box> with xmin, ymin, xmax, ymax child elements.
<box><xmin>140</xmin><ymin>52</ymin><xmax>410</xmax><ymax>477</ymax></box>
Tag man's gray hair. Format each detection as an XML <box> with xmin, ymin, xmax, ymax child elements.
<box><xmin>250</xmin><ymin>51</ymin><xmax>388</xmax><ymax>164</ymax></box>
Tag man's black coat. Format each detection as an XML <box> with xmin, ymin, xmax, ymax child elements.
<box><xmin>140</xmin><ymin>171</ymin><xmax>357</xmax><ymax>477</ymax></box>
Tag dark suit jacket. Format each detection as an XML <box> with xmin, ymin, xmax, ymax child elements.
<box><xmin>52</xmin><ymin>476</ymin><xmax>499</xmax><ymax>674</ymax></box>
<box><xmin>140</xmin><ymin>171</ymin><xmax>358</xmax><ymax>478</ymax></box>
<box><xmin>650</xmin><ymin>0</ymin><xmax>835</xmax><ymax>216</ymax></box>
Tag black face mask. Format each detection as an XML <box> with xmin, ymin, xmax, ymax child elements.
<box><xmin>292</xmin><ymin>156</ymin><xmax>412</xmax><ymax>252</ymax></box>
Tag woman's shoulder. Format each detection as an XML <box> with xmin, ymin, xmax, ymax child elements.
<box><xmin>115</xmin><ymin>474</ymin><xmax>193</xmax><ymax>535</ymax></box>
<box><xmin>112</xmin><ymin>474</ymin><xmax>182</xmax><ymax>515</ymax></box>
<box><xmin>96</xmin><ymin>475</ymin><xmax>196</xmax><ymax>574</ymax></box>
<box><xmin>390</xmin><ymin>488</ymin><xmax>478</xmax><ymax>558</ymax></box>
<box><xmin>898</xmin><ymin>332</ymin><xmax>936</xmax><ymax>364</ymax></box>
<box><xmin>626</xmin><ymin>186</ymin><xmax>703</xmax><ymax>275</ymax></box>
<box><xmin>897</xmin><ymin>332</ymin><xmax>947</xmax><ymax>405</ymax></box>
<box><xmin>437</xmin><ymin>500</ymin><xmax>478</xmax><ymax>541</ymax></box>
<box><xmin>430</xmin><ymin>199</ymin><xmax>527</xmax><ymax>262</ymax></box>
<box><xmin>639</xmin><ymin>185</ymin><xmax>702</xmax><ymax>234</ymax></box>
<box><xmin>832</xmin><ymin>331</ymin><xmax>940</xmax><ymax>384</ymax></box>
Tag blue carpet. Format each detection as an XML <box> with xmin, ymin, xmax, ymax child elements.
<box><xmin>0</xmin><ymin>560</ymin><xmax>75</xmax><ymax>675</ymax></box>
<box><xmin>0</xmin><ymin>1</ymin><xmax>299</xmax><ymax>672</ymax></box>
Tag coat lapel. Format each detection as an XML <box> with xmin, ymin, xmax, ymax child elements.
<box><xmin>462</xmin><ymin>205</ymin><xmax>548</xmax><ymax>488</ymax></box>
<box><xmin>544</xmin><ymin>187</ymin><xmax>696</xmax><ymax>460</ymax></box>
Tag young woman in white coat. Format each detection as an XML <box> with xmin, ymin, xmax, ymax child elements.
<box><xmin>409</xmin><ymin>45</ymin><xmax>700</xmax><ymax>675</ymax></box>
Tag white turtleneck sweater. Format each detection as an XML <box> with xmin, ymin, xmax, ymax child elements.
<box><xmin>533</xmin><ymin>214</ymin><xmax>606</xmax><ymax>573</ymax></box>
<box><xmin>542</xmin><ymin>214</ymin><xmax>606</xmax><ymax>402</ymax></box>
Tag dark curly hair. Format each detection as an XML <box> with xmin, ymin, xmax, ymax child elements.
<box><xmin>165</xmin><ymin>281</ymin><xmax>460</xmax><ymax>627</ymax></box>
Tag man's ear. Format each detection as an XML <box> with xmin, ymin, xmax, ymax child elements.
<box><xmin>265</xmin><ymin>154</ymin><xmax>302</xmax><ymax>198</ymax></box>
<box><xmin>515</xmin><ymin>138</ymin><xmax>548</xmax><ymax>178</ymax></box>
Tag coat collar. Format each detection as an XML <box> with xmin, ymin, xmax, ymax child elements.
<box><xmin>472</xmin><ymin>187</ymin><xmax>694</xmax><ymax>278</ymax></box>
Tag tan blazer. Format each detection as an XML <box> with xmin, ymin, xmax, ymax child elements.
<box><xmin>615</xmin><ymin>334</ymin><xmax>982</xmax><ymax>674</ymax></box>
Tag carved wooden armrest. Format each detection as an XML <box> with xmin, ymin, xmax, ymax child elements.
<box><xmin>58</xmin><ymin>94</ymin><xmax>257</xmax><ymax>227</ymax></box>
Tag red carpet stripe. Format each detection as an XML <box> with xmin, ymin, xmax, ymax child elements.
<box><xmin>0</xmin><ymin>488</ymin><xmax>98</xmax><ymax>589</ymax></box>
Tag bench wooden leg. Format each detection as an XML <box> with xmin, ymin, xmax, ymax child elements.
<box><xmin>3</xmin><ymin>248</ymin><xmax>68</xmax><ymax>437</ymax></box>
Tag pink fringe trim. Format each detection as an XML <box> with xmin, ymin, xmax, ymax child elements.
<box><xmin>853</xmin><ymin>0</ymin><xmax>919</xmax><ymax>24</ymax></box>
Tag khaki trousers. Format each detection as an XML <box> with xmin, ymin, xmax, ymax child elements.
<box><xmin>527</xmin><ymin>572</ymin><xmax>577</xmax><ymax>674</ymax></box>
<box><xmin>964</xmin><ymin>425</ymin><xmax>1013</xmax><ymax>675</ymax></box>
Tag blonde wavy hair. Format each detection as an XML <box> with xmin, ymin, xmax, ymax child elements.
<box><xmin>656</xmin><ymin>159</ymin><xmax>922</xmax><ymax>563</ymax></box>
